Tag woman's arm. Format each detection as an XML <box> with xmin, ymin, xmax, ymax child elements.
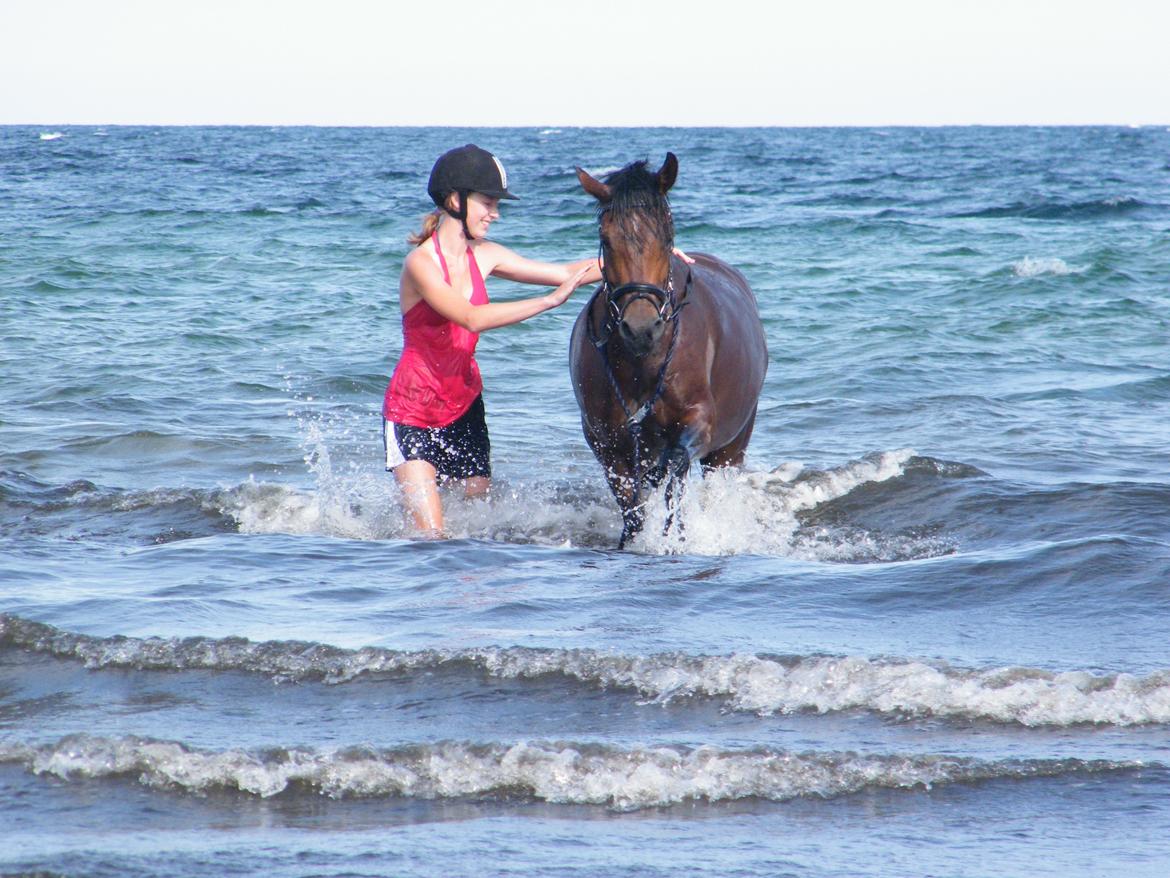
<box><xmin>484</xmin><ymin>241</ymin><xmax>693</xmax><ymax>285</ymax></box>
<box><xmin>479</xmin><ymin>242</ymin><xmax>602</xmax><ymax>287</ymax></box>
<box><xmin>403</xmin><ymin>254</ymin><xmax>591</xmax><ymax>334</ymax></box>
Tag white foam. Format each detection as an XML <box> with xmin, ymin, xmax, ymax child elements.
<box><xmin>219</xmin><ymin>448</ymin><xmax>922</xmax><ymax>558</ymax></box>
<box><xmin>6</xmin><ymin>615</ymin><xmax>1168</xmax><ymax>726</ymax></box>
<box><xmin>1012</xmin><ymin>256</ymin><xmax>1076</xmax><ymax>277</ymax></box>
<box><xmin>630</xmin><ymin>449</ymin><xmax>918</xmax><ymax>556</ymax></box>
<box><xmin>4</xmin><ymin>735</ymin><xmax>1132</xmax><ymax>810</ymax></box>
<box><xmin>623</xmin><ymin>655</ymin><xmax>1170</xmax><ymax>727</ymax></box>
<box><xmin>477</xmin><ymin>650</ymin><xmax>1170</xmax><ymax>727</ymax></box>
<box><xmin>39</xmin><ymin>132</ymin><xmax>64</xmax><ymax>141</ymax></box>
<box><xmin>222</xmin><ymin>404</ymin><xmax>928</xmax><ymax>557</ymax></box>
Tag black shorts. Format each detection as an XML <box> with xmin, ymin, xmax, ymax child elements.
<box><xmin>383</xmin><ymin>395</ymin><xmax>491</xmax><ymax>480</ymax></box>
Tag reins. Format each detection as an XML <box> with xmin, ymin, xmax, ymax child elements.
<box><xmin>585</xmin><ymin>248</ymin><xmax>693</xmax><ymax>509</ymax></box>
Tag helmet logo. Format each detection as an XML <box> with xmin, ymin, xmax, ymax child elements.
<box><xmin>491</xmin><ymin>154</ymin><xmax>508</xmax><ymax>190</ymax></box>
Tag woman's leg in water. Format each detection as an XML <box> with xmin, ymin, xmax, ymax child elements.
<box><xmin>394</xmin><ymin>459</ymin><xmax>444</xmax><ymax>535</ymax></box>
<box><xmin>463</xmin><ymin>476</ymin><xmax>490</xmax><ymax>499</ymax></box>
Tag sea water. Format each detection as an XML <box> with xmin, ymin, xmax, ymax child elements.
<box><xmin>1</xmin><ymin>125</ymin><xmax>1169</xmax><ymax>876</ymax></box>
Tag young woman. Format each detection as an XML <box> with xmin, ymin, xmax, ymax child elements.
<box><xmin>383</xmin><ymin>144</ymin><xmax>600</xmax><ymax>535</ymax></box>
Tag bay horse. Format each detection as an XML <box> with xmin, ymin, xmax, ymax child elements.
<box><xmin>569</xmin><ymin>153</ymin><xmax>768</xmax><ymax>548</ymax></box>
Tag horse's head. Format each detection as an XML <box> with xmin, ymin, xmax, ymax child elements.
<box><xmin>577</xmin><ymin>154</ymin><xmax>679</xmax><ymax>358</ymax></box>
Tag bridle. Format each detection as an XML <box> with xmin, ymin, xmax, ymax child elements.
<box><xmin>587</xmin><ymin>237</ymin><xmax>690</xmax><ymax>351</ymax></box>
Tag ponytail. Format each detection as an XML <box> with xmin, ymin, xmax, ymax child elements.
<box><xmin>407</xmin><ymin>210</ymin><xmax>442</xmax><ymax>246</ymax></box>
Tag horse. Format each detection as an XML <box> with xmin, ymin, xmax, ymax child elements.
<box><xmin>569</xmin><ymin>153</ymin><xmax>769</xmax><ymax>548</ymax></box>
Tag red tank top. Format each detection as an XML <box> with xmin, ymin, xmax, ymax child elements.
<box><xmin>382</xmin><ymin>234</ymin><xmax>489</xmax><ymax>427</ymax></box>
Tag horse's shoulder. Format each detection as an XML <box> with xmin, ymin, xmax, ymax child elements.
<box><xmin>685</xmin><ymin>253</ymin><xmax>746</xmax><ymax>290</ymax></box>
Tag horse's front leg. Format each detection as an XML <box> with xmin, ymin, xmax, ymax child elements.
<box><xmin>611</xmin><ymin>466</ymin><xmax>646</xmax><ymax>550</ymax></box>
<box><xmin>659</xmin><ymin>407</ymin><xmax>713</xmax><ymax>538</ymax></box>
<box><xmin>661</xmin><ymin>404</ymin><xmax>714</xmax><ymax>481</ymax></box>
<box><xmin>591</xmin><ymin>446</ymin><xmax>644</xmax><ymax>549</ymax></box>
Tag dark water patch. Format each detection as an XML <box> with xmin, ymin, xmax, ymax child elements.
<box><xmin>293</xmin><ymin>196</ymin><xmax>327</xmax><ymax>210</ymax></box>
<box><xmin>62</xmin><ymin>430</ymin><xmax>220</xmax><ymax>457</ymax></box>
<box><xmin>806</xmin><ymin>464</ymin><xmax>1170</xmax><ymax>551</ymax></box>
<box><xmin>1089</xmin><ymin>373</ymin><xmax>1170</xmax><ymax>403</ymax></box>
<box><xmin>179</xmin><ymin>331</ymin><xmax>249</xmax><ymax>350</ymax></box>
<box><xmin>954</xmin><ymin>197</ymin><xmax>1158</xmax><ymax>220</ymax></box>
<box><xmin>1004</xmin><ymin>373</ymin><xmax>1170</xmax><ymax>404</ymax></box>
<box><xmin>838</xmin><ymin>170</ymin><xmax>944</xmax><ymax>186</ymax></box>
<box><xmin>792</xmin><ymin>192</ymin><xmax>903</xmax><ymax>208</ymax></box>
<box><xmin>0</xmin><ymin>471</ymin><xmax>99</xmax><ymax>506</ymax></box>
<box><xmin>0</xmin><ymin>472</ymin><xmax>236</xmax><ymax>544</ymax></box>
<box><xmin>375</xmin><ymin>169</ymin><xmax>417</xmax><ymax>182</ymax></box>
<box><xmin>784</xmin><ymin>456</ymin><xmax>979</xmax><ymax>562</ymax></box>
<box><xmin>927</xmin><ymin>245</ymin><xmax>983</xmax><ymax>257</ymax></box>
<box><xmin>26</xmin><ymin>278</ymin><xmax>75</xmax><ymax>294</ymax></box>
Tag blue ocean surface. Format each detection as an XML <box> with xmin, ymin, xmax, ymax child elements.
<box><xmin>2</xmin><ymin>125</ymin><xmax>1170</xmax><ymax>877</ymax></box>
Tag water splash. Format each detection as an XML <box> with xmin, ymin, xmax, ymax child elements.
<box><xmin>632</xmin><ymin>449</ymin><xmax>925</xmax><ymax>557</ymax></box>
<box><xmin>220</xmin><ymin>434</ymin><xmax>942</xmax><ymax>559</ymax></box>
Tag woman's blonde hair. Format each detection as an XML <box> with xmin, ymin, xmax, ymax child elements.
<box><xmin>407</xmin><ymin>210</ymin><xmax>442</xmax><ymax>246</ymax></box>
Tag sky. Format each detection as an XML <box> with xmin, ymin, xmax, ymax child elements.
<box><xmin>3</xmin><ymin>0</ymin><xmax>1167</xmax><ymax>126</ymax></box>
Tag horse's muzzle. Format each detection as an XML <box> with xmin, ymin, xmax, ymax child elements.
<box><xmin>618</xmin><ymin>313</ymin><xmax>666</xmax><ymax>357</ymax></box>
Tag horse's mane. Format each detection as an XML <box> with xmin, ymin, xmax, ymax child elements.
<box><xmin>600</xmin><ymin>160</ymin><xmax>674</xmax><ymax>249</ymax></box>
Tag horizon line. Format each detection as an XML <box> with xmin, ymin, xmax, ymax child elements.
<box><xmin>6</xmin><ymin>121</ymin><xmax>1168</xmax><ymax>129</ymax></box>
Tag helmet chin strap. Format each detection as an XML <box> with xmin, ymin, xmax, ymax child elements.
<box><xmin>443</xmin><ymin>190</ymin><xmax>474</xmax><ymax>240</ymax></box>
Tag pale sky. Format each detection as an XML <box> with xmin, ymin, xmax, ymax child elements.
<box><xmin>4</xmin><ymin>0</ymin><xmax>1167</xmax><ymax>126</ymax></box>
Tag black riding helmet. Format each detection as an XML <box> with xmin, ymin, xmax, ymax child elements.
<box><xmin>427</xmin><ymin>144</ymin><xmax>519</xmax><ymax>239</ymax></box>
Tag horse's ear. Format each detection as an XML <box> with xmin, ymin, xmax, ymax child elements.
<box><xmin>577</xmin><ymin>166</ymin><xmax>612</xmax><ymax>203</ymax></box>
<box><xmin>658</xmin><ymin>153</ymin><xmax>678</xmax><ymax>194</ymax></box>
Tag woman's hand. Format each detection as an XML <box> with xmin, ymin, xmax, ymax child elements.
<box><xmin>672</xmin><ymin>246</ymin><xmax>695</xmax><ymax>264</ymax></box>
<box><xmin>545</xmin><ymin>264</ymin><xmax>593</xmax><ymax>308</ymax></box>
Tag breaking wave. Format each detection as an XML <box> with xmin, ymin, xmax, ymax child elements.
<box><xmin>5</xmin><ymin>615</ymin><xmax>1168</xmax><ymax>727</ymax></box>
<box><xmin>0</xmin><ymin>735</ymin><xmax>1143</xmax><ymax>810</ymax></box>
<box><xmin>1012</xmin><ymin>256</ymin><xmax>1078</xmax><ymax>277</ymax></box>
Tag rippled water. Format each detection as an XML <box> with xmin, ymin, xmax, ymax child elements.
<box><xmin>2</xmin><ymin>125</ymin><xmax>1170</xmax><ymax>877</ymax></box>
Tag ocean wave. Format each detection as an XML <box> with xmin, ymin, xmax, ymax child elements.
<box><xmin>956</xmin><ymin>196</ymin><xmax>1155</xmax><ymax>220</ymax></box>
<box><xmin>1012</xmin><ymin>256</ymin><xmax>1078</xmax><ymax>277</ymax></box>
<box><xmin>0</xmin><ymin>470</ymin><xmax>236</xmax><ymax>544</ymax></box>
<box><xmin>4</xmin><ymin>615</ymin><xmax>1168</xmax><ymax>726</ymax></box>
<box><xmin>0</xmin><ymin>734</ymin><xmax>1141</xmax><ymax>809</ymax></box>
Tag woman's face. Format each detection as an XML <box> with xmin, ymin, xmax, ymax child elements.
<box><xmin>462</xmin><ymin>192</ymin><xmax>500</xmax><ymax>238</ymax></box>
